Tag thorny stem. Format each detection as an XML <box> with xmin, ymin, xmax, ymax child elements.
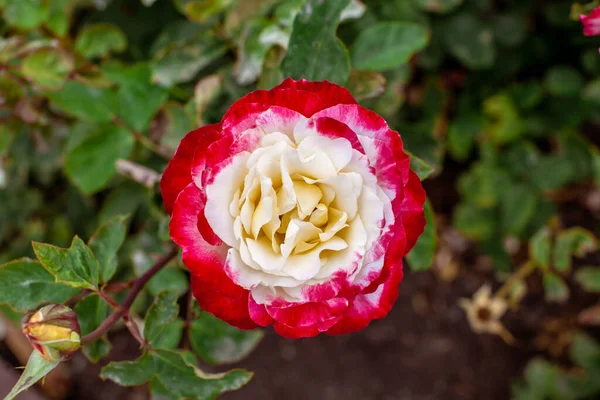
<box><xmin>98</xmin><ymin>290</ymin><xmax>120</xmax><ymax>309</ymax></box>
<box><xmin>81</xmin><ymin>246</ymin><xmax>179</xmax><ymax>346</ymax></box>
<box><xmin>495</xmin><ymin>261</ymin><xmax>536</xmax><ymax>300</ymax></box>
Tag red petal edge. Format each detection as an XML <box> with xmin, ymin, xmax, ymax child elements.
<box><xmin>160</xmin><ymin>124</ymin><xmax>221</xmax><ymax>214</ymax></box>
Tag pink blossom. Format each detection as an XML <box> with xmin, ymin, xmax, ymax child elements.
<box><xmin>580</xmin><ymin>6</ymin><xmax>600</xmax><ymax>36</ymax></box>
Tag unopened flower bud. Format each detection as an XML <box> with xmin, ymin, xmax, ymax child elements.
<box><xmin>22</xmin><ymin>304</ymin><xmax>81</xmax><ymax>363</ymax></box>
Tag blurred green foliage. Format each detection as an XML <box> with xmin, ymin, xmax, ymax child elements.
<box><xmin>0</xmin><ymin>0</ymin><xmax>599</xmax><ymax>398</ymax></box>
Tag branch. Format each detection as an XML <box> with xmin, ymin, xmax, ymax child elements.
<box><xmin>81</xmin><ymin>246</ymin><xmax>179</xmax><ymax>346</ymax></box>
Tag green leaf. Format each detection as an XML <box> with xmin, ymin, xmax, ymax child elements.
<box><xmin>0</xmin><ymin>258</ymin><xmax>79</xmax><ymax>312</ymax></box>
<box><xmin>75</xmin><ymin>23</ymin><xmax>128</xmax><ymax>59</ymax></box>
<box><xmin>443</xmin><ymin>13</ymin><xmax>495</xmax><ymax>69</ymax></box>
<box><xmin>75</xmin><ymin>294</ymin><xmax>111</xmax><ymax>362</ymax></box>
<box><xmin>32</xmin><ymin>237</ymin><xmax>99</xmax><ymax>290</ymax></box>
<box><xmin>174</xmin><ymin>0</ymin><xmax>233</xmax><ymax>22</ymax></box>
<box><xmin>509</xmin><ymin>81</ymin><xmax>544</xmax><ymax>111</ymax></box>
<box><xmin>190</xmin><ymin>311</ymin><xmax>263</xmax><ymax>365</ymax></box>
<box><xmin>483</xmin><ymin>93</ymin><xmax>524</xmax><ymax>145</ymax></box>
<box><xmin>88</xmin><ymin>215</ymin><xmax>128</xmax><ymax>283</ymax></box>
<box><xmin>101</xmin><ymin>352</ymin><xmax>157</xmax><ymax>386</ymax></box>
<box><xmin>543</xmin><ymin>272</ymin><xmax>569</xmax><ymax>303</ymax></box>
<box><xmin>593</xmin><ymin>150</ymin><xmax>600</xmax><ymax>188</ymax></box>
<box><xmin>98</xmin><ymin>182</ymin><xmax>148</xmax><ymax>224</ymax></box>
<box><xmin>447</xmin><ymin>113</ymin><xmax>482</xmax><ymax>161</ymax></box>
<box><xmin>148</xmin><ymin>267</ymin><xmax>189</xmax><ymax>297</ymax></box>
<box><xmin>46</xmin><ymin>80</ymin><xmax>116</xmax><ymax>122</ymax></box>
<box><xmin>150</xmin><ymin>378</ymin><xmax>177</xmax><ymax>400</ymax></box>
<box><xmin>64</xmin><ymin>124</ymin><xmax>135</xmax><ymax>195</ymax></box>
<box><xmin>499</xmin><ymin>183</ymin><xmax>538</xmax><ymax>237</ymax></box>
<box><xmin>575</xmin><ymin>267</ymin><xmax>600</xmax><ymax>293</ymax></box>
<box><xmin>115</xmin><ymin>63</ymin><xmax>169</xmax><ymax>132</ymax></box>
<box><xmin>493</xmin><ymin>14</ymin><xmax>527</xmax><ymax>47</ymax></box>
<box><xmin>570</xmin><ymin>332</ymin><xmax>600</xmax><ymax>370</ymax></box>
<box><xmin>406</xmin><ymin>200</ymin><xmax>436</xmax><ymax>271</ymax></box>
<box><xmin>529</xmin><ymin>154</ymin><xmax>576</xmax><ymax>192</ymax></box>
<box><xmin>512</xmin><ymin>358</ymin><xmax>562</xmax><ymax>400</ymax></box>
<box><xmin>151</xmin><ymin>35</ymin><xmax>227</xmax><ymax>88</ymax></box>
<box><xmin>33</xmin><ymin>236</ymin><xmax>99</xmax><ymax>290</ymax></box>
<box><xmin>3</xmin><ymin>0</ymin><xmax>48</xmax><ymax>30</ymax></box>
<box><xmin>554</xmin><ymin>228</ymin><xmax>597</xmax><ymax>272</ymax></box>
<box><xmin>545</xmin><ymin>66</ymin><xmax>584</xmax><ymax>97</ymax></box>
<box><xmin>530</xmin><ymin>227</ymin><xmax>551</xmax><ymax>270</ymax></box>
<box><xmin>453</xmin><ymin>203</ymin><xmax>496</xmax><ymax>241</ymax></box>
<box><xmin>156</xmin><ymin>102</ymin><xmax>197</xmax><ymax>151</ymax></box>
<box><xmin>144</xmin><ymin>291</ymin><xmax>180</xmax><ymax>344</ymax></box>
<box><xmin>46</xmin><ymin>0</ymin><xmax>81</xmax><ymax>37</ymax></box>
<box><xmin>4</xmin><ymin>351</ymin><xmax>59</xmax><ymax>400</ymax></box>
<box><xmin>152</xmin><ymin>349</ymin><xmax>252</xmax><ymax>399</ymax></box>
<box><xmin>102</xmin><ymin>349</ymin><xmax>253</xmax><ymax>399</ymax></box>
<box><xmin>151</xmin><ymin>319</ymin><xmax>184</xmax><ymax>350</ymax></box>
<box><xmin>347</xmin><ymin>70</ymin><xmax>385</xmax><ymax>100</ymax></box>
<box><xmin>234</xmin><ymin>20</ymin><xmax>286</xmax><ymax>85</ymax></box>
<box><xmin>351</xmin><ymin>22</ymin><xmax>429</xmax><ymax>71</ymax></box>
<box><xmin>21</xmin><ymin>48</ymin><xmax>74</xmax><ymax>90</ymax></box>
<box><xmin>407</xmin><ymin>151</ymin><xmax>435</xmax><ymax>181</ymax></box>
<box><xmin>458</xmin><ymin>162</ymin><xmax>510</xmax><ymax>208</ymax></box>
<box><xmin>0</xmin><ymin>71</ymin><xmax>24</xmax><ymax>107</ymax></box>
<box><xmin>281</xmin><ymin>0</ymin><xmax>351</xmax><ymax>85</ymax></box>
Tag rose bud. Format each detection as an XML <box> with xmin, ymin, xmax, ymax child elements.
<box><xmin>22</xmin><ymin>304</ymin><xmax>81</xmax><ymax>362</ymax></box>
<box><xmin>161</xmin><ymin>79</ymin><xmax>426</xmax><ymax>338</ymax></box>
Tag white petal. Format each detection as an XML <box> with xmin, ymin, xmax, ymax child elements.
<box><xmin>246</xmin><ymin>237</ymin><xmax>286</xmax><ymax>272</ymax></box>
<box><xmin>297</xmin><ymin>135</ymin><xmax>353</xmax><ymax>172</ymax></box>
<box><xmin>282</xmin><ymin>236</ymin><xmax>348</xmax><ymax>280</ymax></box>
<box><xmin>305</xmin><ymin>172</ymin><xmax>363</xmax><ymax>219</ymax></box>
<box><xmin>204</xmin><ymin>153</ymin><xmax>249</xmax><ymax>248</ymax></box>
<box><xmin>293</xmin><ymin>181</ymin><xmax>322</xmax><ymax>218</ymax></box>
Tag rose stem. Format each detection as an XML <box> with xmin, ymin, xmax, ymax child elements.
<box><xmin>81</xmin><ymin>246</ymin><xmax>179</xmax><ymax>346</ymax></box>
<box><xmin>495</xmin><ymin>261</ymin><xmax>536</xmax><ymax>300</ymax></box>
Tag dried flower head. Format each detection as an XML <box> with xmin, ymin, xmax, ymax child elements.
<box><xmin>459</xmin><ymin>285</ymin><xmax>514</xmax><ymax>344</ymax></box>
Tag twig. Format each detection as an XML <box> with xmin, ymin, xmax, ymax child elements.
<box><xmin>98</xmin><ymin>290</ymin><xmax>120</xmax><ymax>309</ymax></box>
<box><xmin>81</xmin><ymin>246</ymin><xmax>179</xmax><ymax>346</ymax></box>
<box><xmin>104</xmin><ymin>279</ymin><xmax>136</xmax><ymax>293</ymax></box>
<box><xmin>495</xmin><ymin>261</ymin><xmax>536</xmax><ymax>300</ymax></box>
<box><xmin>123</xmin><ymin>313</ymin><xmax>147</xmax><ymax>348</ymax></box>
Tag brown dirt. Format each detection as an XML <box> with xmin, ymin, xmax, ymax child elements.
<box><xmin>223</xmin><ymin>268</ymin><xmax>528</xmax><ymax>400</ymax></box>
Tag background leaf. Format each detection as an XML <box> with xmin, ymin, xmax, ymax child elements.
<box><xmin>575</xmin><ymin>267</ymin><xmax>600</xmax><ymax>293</ymax></box>
<box><xmin>75</xmin><ymin>23</ymin><xmax>128</xmax><ymax>59</ymax></box>
<box><xmin>88</xmin><ymin>215</ymin><xmax>128</xmax><ymax>282</ymax></box>
<box><xmin>21</xmin><ymin>48</ymin><xmax>73</xmax><ymax>90</ymax></box>
<box><xmin>351</xmin><ymin>22</ymin><xmax>429</xmax><ymax>71</ymax></box>
<box><xmin>75</xmin><ymin>294</ymin><xmax>112</xmax><ymax>362</ymax></box>
<box><xmin>64</xmin><ymin>124</ymin><xmax>135</xmax><ymax>195</ymax></box>
<box><xmin>281</xmin><ymin>0</ymin><xmax>351</xmax><ymax>84</ymax></box>
<box><xmin>190</xmin><ymin>311</ymin><xmax>263</xmax><ymax>365</ymax></box>
<box><xmin>406</xmin><ymin>200</ymin><xmax>436</xmax><ymax>271</ymax></box>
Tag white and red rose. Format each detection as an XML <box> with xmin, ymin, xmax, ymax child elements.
<box><xmin>161</xmin><ymin>79</ymin><xmax>426</xmax><ymax>338</ymax></box>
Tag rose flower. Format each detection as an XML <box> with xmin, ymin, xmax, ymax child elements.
<box><xmin>161</xmin><ymin>79</ymin><xmax>426</xmax><ymax>338</ymax></box>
